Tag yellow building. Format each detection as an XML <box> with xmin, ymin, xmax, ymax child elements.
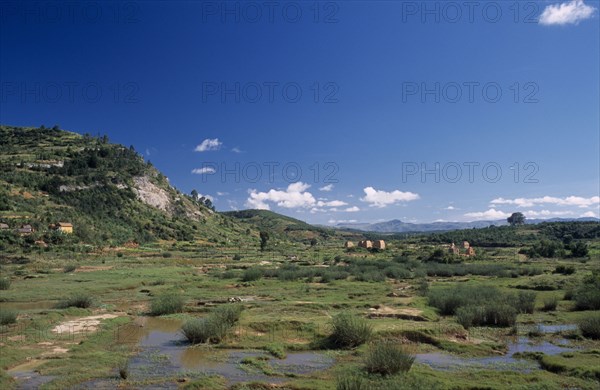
<box><xmin>57</xmin><ymin>222</ymin><xmax>73</xmax><ymax>234</ymax></box>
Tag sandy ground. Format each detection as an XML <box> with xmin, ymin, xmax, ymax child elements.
<box><xmin>52</xmin><ymin>313</ymin><xmax>123</xmax><ymax>334</ymax></box>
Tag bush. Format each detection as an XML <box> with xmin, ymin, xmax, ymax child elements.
<box><xmin>456</xmin><ymin>304</ymin><xmax>517</xmax><ymax>328</ymax></box>
<box><xmin>232</xmin><ymin>254</ymin><xmax>242</xmax><ymax>261</ymax></box>
<box><xmin>542</xmin><ymin>295</ymin><xmax>559</xmax><ymax>311</ymax></box>
<box><xmin>516</xmin><ymin>291</ymin><xmax>537</xmax><ymax>314</ymax></box>
<box><xmin>364</xmin><ymin>341</ymin><xmax>415</xmax><ymax>375</ymax></box>
<box><xmin>150</xmin><ymin>293</ymin><xmax>185</xmax><ymax>316</ymax></box>
<box><xmin>0</xmin><ymin>309</ymin><xmax>17</xmax><ymax>325</ymax></box>
<box><xmin>554</xmin><ymin>265</ymin><xmax>575</xmax><ymax>275</ymax></box>
<box><xmin>63</xmin><ymin>265</ymin><xmax>77</xmax><ymax>273</ymax></box>
<box><xmin>182</xmin><ymin>317</ymin><xmax>228</xmax><ymax>344</ymax></box>
<box><xmin>241</xmin><ymin>267</ymin><xmax>263</xmax><ymax>282</ymax></box>
<box><xmin>162</xmin><ymin>252</ymin><xmax>173</xmax><ymax>258</ymax></box>
<box><xmin>578</xmin><ymin>314</ymin><xmax>600</xmax><ymax>339</ymax></box>
<box><xmin>574</xmin><ymin>272</ymin><xmax>600</xmax><ymax>311</ymax></box>
<box><xmin>56</xmin><ymin>293</ymin><xmax>94</xmax><ymax>309</ymax></box>
<box><xmin>212</xmin><ymin>305</ymin><xmax>243</xmax><ymax>327</ymax></box>
<box><xmin>329</xmin><ymin>312</ymin><xmax>372</xmax><ymax>348</ymax></box>
<box><xmin>0</xmin><ymin>278</ymin><xmax>10</xmax><ymax>290</ymax></box>
<box><xmin>429</xmin><ymin>285</ymin><xmax>520</xmax><ymax>327</ymax></box>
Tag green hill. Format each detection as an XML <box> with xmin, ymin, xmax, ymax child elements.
<box><xmin>223</xmin><ymin>209</ymin><xmax>335</xmax><ymax>242</ymax></box>
<box><xmin>0</xmin><ymin>125</ymin><xmax>252</xmax><ymax>251</ymax></box>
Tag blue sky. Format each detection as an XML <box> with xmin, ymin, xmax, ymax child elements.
<box><xmin>1</xmin><ymin>0</ymin><xmax>599</xmax><ymax>224</ymax></box>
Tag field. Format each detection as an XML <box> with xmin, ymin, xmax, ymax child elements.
<box><xmin>1</xmin><ymin>236</ymin><xmax>599</xmax><ymax>389</ymax></box>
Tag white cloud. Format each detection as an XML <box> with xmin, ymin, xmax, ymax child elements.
<box><xmin>539</xmin><ymin>0</ymin><xmax>596</xmax><ymax>25</ymax></box>
<box><xmin>194</xmin><ymin>138</ymin><xmax>222</xmax><ymax>152</ymax></box>
<box><xmin>523</xmin><ymin>209</ymin><xmax>573</xmax><ymax>218</ymax></box>
<box><xmin>328</xmin><ymin>219</ymin><xmax>358</xmax><ymax>224</ymax></box>
<box><xmin>491</xmin><ymin>195</ymin><xmax>599</xmax><ymax>208</ymax></box>
<box><xmin>360</xmin><ymin>187</ymin><xmax>420</xmax><ymax>208</ymax></box>
<box><xmin>231</xmin><ymin>147</ymin><xmax>243</xmax><ymax>153</ymax></box>
<box><xmin>345</xmin><ymin>206</ymin><xmax>360</xmax><ymax>212</ymax></box>
<box><xmin>245</xmin><ymin>182</ymin><xmax>316</xmax><ymax>210</ymax></box>
<box><xmin>245</xmin><ymin>182</ymin><xmax>350</xmax><ymax>211</ymax></box>
<box><xmin>216</xmin><ymin>191</ymin><xmax>229</xmax><ymax>196</ymax></box>
<box><xmin>581</xmin><ymin>211</ymin><xmax>599</xmax><ymax>218</ymax></box>
<box><xmin>317</xmin><ymin>200</ymin><xmax>348</xmax><ymax>207</ymax></box>
<box><xmin>319</xmin><ymin>184</ymin><xmax>334</xmax><ymax>192</ymax></box>
<box><xmin>464</xmin><ymin>209</ymin><xmax>511</xmax><ymax>220</ymax></box>
<box><xmin>191</xmin><ymin>167</ymin><xmax>216</xmax><ymax>175</ymax></box>
<box><xmin>445</xmin><ymin>206</ymin><xmax>456</xmax><ymax>210</ymax></box>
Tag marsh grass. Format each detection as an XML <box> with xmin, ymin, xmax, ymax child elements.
<box><xmin>578</xmin><ymin>314</ymin><xmax>600</xmax><ymax>339</ymax></box>
<box><xmin>0</xmin><ymin>277</ymin><xmax>12</xmax><ymax>290</ymax></box>
<box><xmin>149</xmin><ymin>293</ymin><xmax>185</xmax><ymax>316</ymax></box>
<box><xmin>0</xmin><ymin>309</ymin><xmax>17</xmax><ymax>325</ymax></box>
<box><xmin>56</xmin><ymin>293</ymin><xmax>94</xmax><ymax>309</ymax></box>
<box><xmin>364</xmin><ymin>341</ymin><xmax>415</xmax><ymax>376</ymax></box>
<box><xmin>329</xmin><ymin>312</ymin><xmax>372</xmax><ymax>348</ymax></box>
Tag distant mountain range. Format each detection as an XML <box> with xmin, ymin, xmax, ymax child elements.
<box><xmin>335</xmin><ymin>217</ymin><xmax>600</xmax><ymax>233</ymax></box>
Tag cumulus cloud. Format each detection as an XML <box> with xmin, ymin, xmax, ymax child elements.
<box><xmin>319</xmin><ymin>184</ymin><xmax>334</xmax><ymax>192</ymax></box>
<box><xmin>581</xmin><ymin>211</ymin><xmax>599</xmax><ymax>218</ymax></box>
<box><xmin>360</xmin><ymin>187</ymin><xmax>420</xmax><ymax>208</ymax></box>
<box><xmin>194</xmin><ymin>138</ymin><xmax>222</xmax><ymax>152</ymax></box>
<box><xmin>445</xmin><ymin>205</ymin><xmax>456</xmax><ymax>210</ymax></box>
<box><xmin>345</xmin><ymin>206</ymin><xmax>360</xmax><ymax>212</ymax></box>
<box><xmin>191</xmin><ymin>167</ymin><xmax>216</xmax><ymax>175</ymax></box>
<box><xmin>245</xmin><ymin>182</ymin><xmax>350</xmax><ymax>211</ymax></box>
<box><xmin>231</xmin><ymin>147</ymin><xmax>243</xmax><ymax>153</ymax></box>
<box><xmin>523</xmin><ymin>209</ymin><xmax>573</xmax><ymax>218</ymax></box>
<box><xmin>490</xmin><ymin>195</ymin><xmax>599</xmax><ymax>208</ymax></box>
<box><xmin>539</xmin><ymin>0</ymin><xmax>596</xmax><ymax>25</ymax></box>
<box><xmin>464</xmin><ymin>209</ymin><xmax>511</xmax><ymax>220</ymax></box>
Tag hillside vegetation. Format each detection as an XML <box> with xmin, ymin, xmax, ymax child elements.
<box><xmin>0</xmin><ymin>125</ymin><xmax>252</xmax><ymax>250</ymax></box>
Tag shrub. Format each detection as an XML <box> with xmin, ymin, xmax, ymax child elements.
<box><xmin>232</xmin><ymin>254</ymin><xmax>242</xmax><ymax>261</ymax></box>
<box><xmin>56</xmin><ymin>293</ymin><xmax>94</xmax><ymax>309</ymax></box>
<box><xmin>241</xmin><ymin>267</ymin><xmax>263</xmax><ymax>282</ymax></box>
<box><xmin>554</xmin><ymin>265</ymin><xmax>575</xmax><ymax>275</ymax></box>
<box><xmin>574</xmin><ymin>272</ymin><xmax>600</xmax><ymax>311</ymax></box>
<box><xmin>578</xmin><ymin>314</ymin><xmax>600</xmax><ymax>339</ymax></box>
<box><xmin>63</xmin><ymin>265</ymin><xmax>77</xmax><ymax>273</ymax></box>
<box><xmin>212</xmin><ymin>305</ymin><xmax>243</xmax><ymax>327</ymax></box>
<box><xmin>0</xmin><ymin>309</ymin><xmax>17</xmax><ymax>325</ymax></box>
<box><xmin>364</xmin><ymin>341</ymin><xmax>415</xmax><ymax>375</ymax></box>
<box><xmin>329</xmin><ymin>312</ymin><xmax>372</xmax><ymax>348</ymax></box>
<box><xmin>456</xmin><ymin>305</ymin><xmax>517</xmax><ymax>328</ymax></box>
<box><xmin>542</xmin><ymin>295</ymin><xmax>559</xmax><ymax>311</ymax></box>
<box><xmin>162</xmin><ymin>252</ymin><xmax>173</xmax><ymax>258</ymax></box>
<box><xmin>516</xmin><ymin>291</ymin><xmax>537</xmax><ymax>314</ymax></box>
<box><xmin>0</xmin><ymin>278</ymin><xmax>11</xmax><ymax>290</ymax></box>
<box><xmin>150</xmin><ymin>293</ymin><xmax>185</xmax><ymax>316</ymax></box>
<box><xmin>182</xmin><ymin>317</ymin><xmax>228</xmax><ymax>344</ymax></box>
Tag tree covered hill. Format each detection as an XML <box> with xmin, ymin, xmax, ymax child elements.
<box><xmin>0</xmin><ymin>125</ymin><xmax>252</xmax><ymax>251</ymax></box>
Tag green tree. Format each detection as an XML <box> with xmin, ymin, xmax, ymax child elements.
<box><xmin>507</xmin><ymin>212</ymin><xmax>525</xmax><ymax>226</ymax></box>
<box><xmin>259</xmin><ymin>231</ymin><xmax>269</xmax><ymax>251</ymax></box>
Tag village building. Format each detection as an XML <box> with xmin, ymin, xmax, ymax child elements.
<box><xmin>463</xmin><ymin>241</ymin><xmax>470</xmax><ymax>249</ymax></box>
<box><xmin>466</xmin><ymin>247</ymin><xmax>475</xmax><ymax>256</ymax></box>
<box><xmin>18</xmin><ymin>224</ymin><xmax>34</xmax><ymax>235</ymax></box>
<box><xmin>373</xmin><ymin>240</ymin><xmax>386</xmax><ymax>250</ymax></box>
<box><xmin>358</xmin><ymin>240</ymin><xmax>373</xmax><ymax>249</ymax></box>
<box><xmin>344</xmin><ymin>241</ymin><xmax>355</xmax><ymax>248</ymax></box>
<box><xmin>448</xmin><ymin>242</ymin><xmax>460</xmax><ymax>255</ymax></box>
<box><xmin>0</xmin><ymin>223</ymin><xmax>9</xmax><ymax>230</ymax></box>
<box><xmin>57</xmin><ymin>222</ymin><xmax>73</xmax><ymax>234</ymax></box>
